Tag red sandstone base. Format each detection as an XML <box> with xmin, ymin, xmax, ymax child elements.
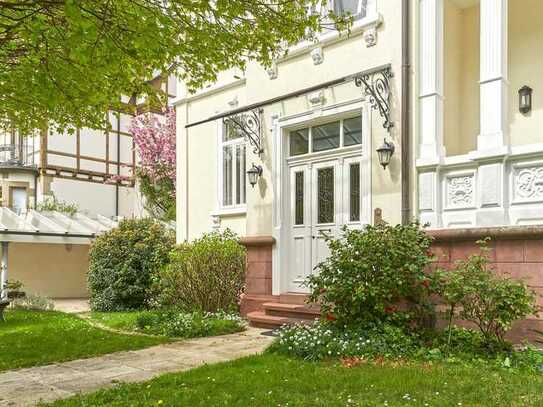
<box><xmin>240</xmin><ymin>227</ymin><xmax>543</xmax><ymax>342</ymax></box>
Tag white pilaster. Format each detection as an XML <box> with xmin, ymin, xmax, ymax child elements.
<box><xmin>475</xmin><ymin>0</ymin><xmax>509</xmax><ymax>226</ymax></box>
<box><xmin>418</xmin><ymin>0</ymin><xmax>444</xmax><ymax>163</ymax></box>
<box><xmin>478</xmin><ymin>0</ymin><xmax>508</xmax><ymax>153</ymax></box>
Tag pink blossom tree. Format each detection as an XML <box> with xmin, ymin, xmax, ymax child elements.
<box><xmin>129</xmin><ymin>108</ymin><xmax>176</xmax><ymax>220</ymax></box>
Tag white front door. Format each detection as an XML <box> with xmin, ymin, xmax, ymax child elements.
<box><xmin>287</xmin><ymin>155</ymin><xmax>363</xmax><ymax>292</ymax></box>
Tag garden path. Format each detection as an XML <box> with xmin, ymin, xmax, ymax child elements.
<box><xmin>0</xmin><ymin>327</ymin><xmax>275</xmax><ymax>407</ymax></box>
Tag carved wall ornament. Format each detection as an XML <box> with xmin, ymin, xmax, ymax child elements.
<box><xmin>447</xmin><ymin>175</ymin><xmax>474</xmax><ymax>208</ymax></box>
<box><xmin>211</xmin><ymin>214</ymin><xmax>221</xmax><ymax>231</ymax></box>
<box><xmin>363</xmin><ymin>28</ymin><xmax>377</xmax><ymax>47</ymax></box>
<box><xmin>515</xmin><ymin>166</ymin><xmax>543</xmax><ymax>200</ymax></box>
<box><xmin>310</xmin><ymin>47</ymin><xmax>324</xmax><ymax>65</ymax></box>
<box><xmin>266</xmin><ymin>63</ymin><xmax>278</xmax><ymax>80</ymax></box>
<box><xmin>307</xmin><ymin>90</ymin><xmax>325</xmax><ymax>106</ymax></box>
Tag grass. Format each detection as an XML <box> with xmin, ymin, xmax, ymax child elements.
<box><xmin>87</xmin><ymin>311</ymin><xmax>143</xmax><ymax>331</ymax></box>
<box><xmin>88</xmin><ymin>310</ymin><xmax>245</xmax><ymax>338</ymax></box>
<box><xmin>0</xmin><ymin>310</ymin><xmax>169</xmax><ymax>372</ymax></box>
<box><xmin>45</xmin><ymin>353</ymin><xmax>543</xmax><ymax>406</ymax></box>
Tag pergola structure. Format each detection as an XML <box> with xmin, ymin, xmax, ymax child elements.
<box><xmin>0</xmin><ymin>208</ymin><xmax>117</xmax><ymax>300</ymax></box>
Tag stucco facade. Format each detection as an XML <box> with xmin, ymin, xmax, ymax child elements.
<box><xmin>176</xmin><ymin>0</ymin><xmax>543</xmax><ymax>335</ymax></box>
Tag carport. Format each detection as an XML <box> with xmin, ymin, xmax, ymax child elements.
<box><xmin>0</xmin><ymin>208</ymin><xmax>117</xmax><ymax>300</ymax></box>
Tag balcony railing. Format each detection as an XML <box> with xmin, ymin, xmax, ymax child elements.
<box><xmin>0</xmin><ymin>144</ymin><xmax>38</xmax><ymax>168</ymax></box>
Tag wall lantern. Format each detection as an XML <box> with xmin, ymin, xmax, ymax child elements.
<box><xmin>247</xmin><ymin>164</ymin><xmax>263</xmax><ymax>188</ymax></box>
<box><xmin>376</xmin><ymin>139</ymin><xmax>395</xmax><ymax>170</ymax></box>
<box><xmin>519</xmin><ymin>85</ymin><xmax>533</xmax><ymax>114</ymax></box>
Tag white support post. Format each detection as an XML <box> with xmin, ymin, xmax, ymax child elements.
<box><xmin>475</xmin><ymin>0</ymin><xmax>509</xmax><ymax>226</ymax></box>
<box><xmin>478</xmin><ymin>0</ymin><xmax>508</xmax><ymax>153</ymax></box>
<box><xmin>1</xmin><ymin>242</ymin><xmax>8</xmax><ymax>300</ymax></box>
<box><xmin>417</xmin><ymin>0</ymin><xmax>444</xmax><ymax>228</ymax></box>
<box><xmin>418</xmin><ymin>0</ymin><xmax>444</xmax><ymax>163</ymax></box>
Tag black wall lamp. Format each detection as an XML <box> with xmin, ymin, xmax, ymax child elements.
<box><xmin>247</xmin><ymin>164</ymin><xmax>263</xmax><ymax>188</ymax></box>
<box><xmin>376</xmin><ymin>139</ymin><xmax>395</xmax><ymax>170</ymax></box>
<box><xmin>519</xmin><ymin>85</ymin><xmax>533</xmax><ymax>114</ymax></box>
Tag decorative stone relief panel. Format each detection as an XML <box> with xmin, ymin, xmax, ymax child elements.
<box><xmin>363</xmin><ymin>28</ymin><xmax>377</xmax><ymax>47</ymax></box>
<box><xmin>514</xmin><ymin>165</ymin><xmax>543</xmax><ymax>202</ymax></box>
<box><xmin>446</xmin><ymin>175</ymin><xmax>474</xmax><ymax>208</ymax></box>
<box><xmin>310</xmin><ymin>47</ymin><xmax>323</xmax><ymax>65</ymax></box>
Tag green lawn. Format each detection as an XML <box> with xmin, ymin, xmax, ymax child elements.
<box><xmin>45</xmin><ymin>353</ymin><xmax>543</xmax><ymax>406</ymax></box>
<box><xmin>87</xmin><ymin>311</ymin><xmax>143</xmax><ymax>331</ymax></box>
<box><xmin>0</xmin><ymin>310</ymin><xmax>169</xmax><ymax>372</ymax></box>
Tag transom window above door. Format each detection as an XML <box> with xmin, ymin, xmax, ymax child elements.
<box><xmin>289</xmin><ymin>114</ymin><xmax>362</xmax><ymax>157</ymax></box>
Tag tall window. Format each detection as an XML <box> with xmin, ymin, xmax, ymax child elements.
<box><xmin>221</xmin><ymin>122</ymin><xmax>246</xmax><ymax>208</ymax></box>
<box><xmin>332</xmin><ymin>0</ymin><xmax>368</xmax><ymax>19</ymax></box>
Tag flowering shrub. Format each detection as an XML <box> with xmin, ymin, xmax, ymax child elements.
<box><xmin>153</xmin><ymin>230</ymin><xmax>245</xmax><ymax>313</ymax></box>
<box><xmin>130</xmin><ymin>108</ymin><xmax>176</xmax><ymax>220</ymax></box>
<box><xmin>135</xmin><ymin>310</ymin><xmax>245</xmax><ymax>338</ymax></box>
<box><xmin>271</xmin><ymin>322</ymin><xmax>543</xmax><ymax>372</ymax></box>
<box><xmin>270</xmin><ymin>321</ymin><xmax>421</xmax><ymax>361</ymax></box>
<box><xmin>88</xmin><ymin>218</ymin><xmax>175</xmax><ymax>311</ymax></box>
<box><xmin>434</xmin><ymin>241</ymin><xmax>539</xmax><ymax>348</ymax></box>
<box><xmin>307</xmin><ymin>222</ymin><xmax>436</xmax><ymax>329</ymax></box>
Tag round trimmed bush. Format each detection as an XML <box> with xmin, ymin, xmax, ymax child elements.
<box><xmin>88</xmin><ymin>218</ymin><xmax>174</xmax><ymax>311</ymax></box>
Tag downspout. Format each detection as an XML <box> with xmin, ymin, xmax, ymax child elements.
<box><xmin>401</xmin><ymin>0</ymin><xmax>411</xmax><ymax>225</ymax></box>
<box><xmin>115</xmin><ymin>115</ymin><xmax>121</xmax><ymax>218</ymax></box>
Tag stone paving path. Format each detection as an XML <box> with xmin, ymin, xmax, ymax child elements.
<box><xmin>0</xmin><ymin>328</ymin><xmax>275</xmax><ymax>407</ymax></box>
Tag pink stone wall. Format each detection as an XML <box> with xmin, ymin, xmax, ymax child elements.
<box><xmin>239</xmin><ymin>236</ymin><xmax>278</xmax><ymax>315</ymax></box>
<box><xmin>430</xmin><ymin>229</ymin><xmax>543</xmax><ymax>343</ymax></box>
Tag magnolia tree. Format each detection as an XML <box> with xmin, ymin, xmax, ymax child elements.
<box><xmin>130</xmin><ymin>108</ymin><xmax>176</xmax><ymax>221</ymax></box>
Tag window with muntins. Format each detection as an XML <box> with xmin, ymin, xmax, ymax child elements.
<box><xmin>221</xmin><ymin>122</ymin><xmax>246</xmax><ymax>209</ymax></box>
<box><xmin>288</xmin><ymin>114</ymin><xmax>362</xmax><ymax>157</ymax></box>
<box><xmin>331</xmin><ymin>0</ymin><xmax>368</xmax><ymax>19</ymax></box>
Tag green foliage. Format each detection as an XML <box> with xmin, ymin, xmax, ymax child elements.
<box><xmin>434</xmin><ymin>241</ymin><xmax>539</xmax><ymax>347</ymax></box>
<box><xmin>307</xmin><ymin>223</ymin><xmax>435</xmax><ymax>329</ymax></box>
<box><xmin>154</xmin><ymin>230</ymin><xmax>246</xmax><ymax>313</ymax></box>
<box><xmin>88</xmin><ymin>218</ymin><xmax>174</xmax><ymax>311</ymax></box>
<box><xmin>270</xmin><ymin>322</ymin><xmax>422</xmax><ymax>362</ymax></box>
<box><xmin>272</xmin><ymin>321</ymin><xmax>543</xmax><ymax>373</ymax></box>
<box><xmin>135</xmin><ymin>310</ymin><xmax>244</xmax><ymax>338</ymax></box>
<box><xmin>0</xmin><ymin>1</ymin><xmax>349</xmax><ymax>134</ymax></box>
<box><xmin>138</xmin><ymin>172</ymin><xmax>176</xmax><ymax>222</ymax></box>
<box><xmin>36</xmin><ymin>195</ymin><xmax>78</xmax><ymax>216</ymax></box>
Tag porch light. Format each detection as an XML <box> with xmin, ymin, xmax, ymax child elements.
<box><xmin>376</xmin><ymin>139</ymin><xmax>395</xmax><ymax>170</ymax></box>
<box><xmin>519</xmin><ymin>86</ymin><xmax>533</xmax><ymax>114</ymax></box>
<box><xmin>247</xmin><ymin>164</ymin><xmax>263</xmax><ymax>188</ymax></box>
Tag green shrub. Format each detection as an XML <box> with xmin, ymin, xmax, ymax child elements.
<box><xmin>154</xmin><ymin>230</ymin><xmax>245</xmax><ymax>313</ymax></box>
<box><xmin>307</xmin><ymin>222</ymin><xmax>435</xmax><ymax>329</ymax></box>
<box><xmin>434</xmin><ymin>241</ymin><xmax>539</xmax><ymax>348</ymax></box>
<box><xmin>88</xmin><ymin>218</ymin><xmax>174</xmax><ymax>311</ymax></box>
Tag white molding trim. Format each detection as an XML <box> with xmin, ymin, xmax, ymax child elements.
<box><xmin>172</xmin><ymin>78</ymin><xmax>246</xmax><ymax>106</ymax></box>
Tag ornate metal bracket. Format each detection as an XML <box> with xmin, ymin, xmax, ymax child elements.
<box><xmin>223</xmin><ymin>109</ymin><xmax>263</xmax><ymax>156</ymax></box>
<box><xmin>354</xmin><ymin>67</ymin><xmax>394</xmax><ymax>132</ymax></box>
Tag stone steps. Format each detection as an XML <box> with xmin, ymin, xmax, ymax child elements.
<box><xmin>246</xmin><ymin>294</ymin><xmax>321</xmax><ymax>329</ymax></box>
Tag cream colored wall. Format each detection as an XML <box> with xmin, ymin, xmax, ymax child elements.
<box><xmin>177</xmin><ymin>1</ymin><xmax>404</xmax><ymax>241</ymax></box>
<box><xmin>508</xmin><ymin>0</ymin><xmax>543</xmax><ymax>146</ymax></box>
<box><xmin>443</xmin><ymin>2</ymin><xmax>479</xmax><ymax>156</ymax></box>
<box><xmin>9</xmin><ymin>243</ymin><xmax>89</xmax><ymax>298</ymax></box>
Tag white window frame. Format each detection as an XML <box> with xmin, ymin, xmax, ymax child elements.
<box><xmin>216</xmin><ymin>121</ymin><xmax>247</xmax><ymax>214</ymax></box>
<box><xmin>327</xmin><ymin>0</ymin><xmax>370</xmax><ymax>20</ymax></box>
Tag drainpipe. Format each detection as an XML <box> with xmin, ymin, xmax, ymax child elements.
<box><xmin>0</xmin><ymin>242</ymin><xmax>8</xmax><ymax>300</ymax></box>
<box><xmin>401</xmin><ymin>0</ymin><xmax>411</xmax><ymax>225</ymax></box>
<box><xmin>115</xmin><ymin>115</ymin><xmax>121</xmax><ymax>218</ymax></box>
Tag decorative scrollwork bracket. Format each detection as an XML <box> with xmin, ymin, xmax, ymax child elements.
<box><xmin>354</xmin><ymin>67</ymin><xmax>393</xmax><ymax>132</ymax></box>
<box><xmin>223</xmin><ymin>109</ymin><xmax>263</xmax><ymax>156</ymax></box>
